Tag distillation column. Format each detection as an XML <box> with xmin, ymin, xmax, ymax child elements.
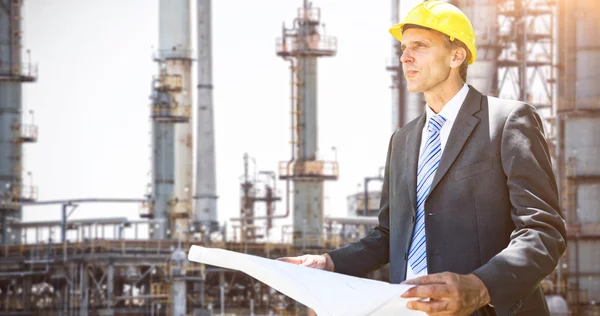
<box><xmin>276</xmin><ymin>0</ymin><xmax>338</xmax><ymax>248</ymax></box>
<box><xmin>194</xmin><ymin>0</ymin><xmax>219</xmax><ymax>234</ymax></box>
<box><xmin>389</xmin><ymin>0</ymin><xmax>423</xmax><ymax>131</ymax></box>
<box><xmin>455</xmin><ymin>0</ymin><xmax>498</xmax><ymax>95</ymax></box>
<box><xmin>0</xmin><ymin>0</ymin><xmax>38</xmax><ymax>244</ymax></box>
<box><xmin>148</xmin><ymin>0</ymin><xmax>193</xmax><ymax>239</ymax></box>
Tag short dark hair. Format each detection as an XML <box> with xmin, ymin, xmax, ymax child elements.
<box><xmin>402</xmin><ymin>24</ymin><xmax>471</xmax><ymax>82</ymax></box>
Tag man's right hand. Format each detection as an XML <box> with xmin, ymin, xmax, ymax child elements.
<box><xmin>276</xmin><ymin>253</ymin><xmax>335</xmax><ymax>272</ymax></box>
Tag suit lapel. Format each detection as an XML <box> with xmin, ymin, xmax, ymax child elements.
<box><xmin>427</xmin><ymin>87</ymin><xmax>483</xmax><ymax>196</ymax></box>
<box><xmin>406</xmin><ymin>114</ymin><xmax>426</xmax><ymax>215</ymax></box>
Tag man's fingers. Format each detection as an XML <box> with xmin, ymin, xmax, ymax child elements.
<box><xmin>401</xmin><ymin>284</ymin><xmax>450</xmax><ymax>299</ymax></box>
<box><xmin>276</xmin><ymin>257</ymin><xmax>303</xmax><ymax>264</ymax></box>
<box><xmin>402</xmin><ymin>273</ymin><xmax>451</xmax><ymax>285</ymax></box>
<box><xmin>301</xmin><ymin>261</ymin><xmax>318</xmax><ymax>268</ymax></box>
<box><xmin>406</xmin><ymin>299</ymin><xmax>449</xmax><ymax>313</ymax></box>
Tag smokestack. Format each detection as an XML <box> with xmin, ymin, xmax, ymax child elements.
<box><xmin>194</xmin><ymin>0</ymin><xmax>219</xmax><ymax>233</ymax></box>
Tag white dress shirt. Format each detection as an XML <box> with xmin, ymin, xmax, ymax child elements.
<box><xmin>405</xmin><ymin>83</ymin><xmax>470</xmax><ymax>280</ymax></box>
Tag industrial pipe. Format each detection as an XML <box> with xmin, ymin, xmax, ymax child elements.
<box><xmin>0</xmin><ymin>264</ymin><xmax>49</xmax><ymax>279</ymax></box>
<box><xmin>324</xmin><ymin>216</ymin><xmax>378</xmax><ymax>226</ymax></box>
<box><xmin>230</xmin><ymin>58</ymin><xmax>296</xmax><ymax>223</ymax></box>
<box><xmin>20</xmin><ymin>198</ymin><xmax>149</xmax><ymax>206</ymax></box>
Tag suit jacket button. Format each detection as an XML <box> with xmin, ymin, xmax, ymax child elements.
<box><xmin>403</xmin><ymin>253</ymin><xmax>408</xmax><ymax>260</ymax></box>
<box><xmin>411</xmin><ymin>216</ymin><xmax>415</xmax><ymax>223</ymax></box>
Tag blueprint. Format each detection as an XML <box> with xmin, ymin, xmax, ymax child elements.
<box><xmin>188</xmin><ymin>245</ymin><xmax>426</xmax><ymax>316</ymax></box>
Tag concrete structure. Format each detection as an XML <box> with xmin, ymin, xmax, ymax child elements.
<box><xmin>146</xmin><ymin>0</ymin><xmax>194</xmax><ymax>240</ymax></box>
<box><xmin>276</xmin><ymin>0</ymin><xmax>339</xmax><ymax>248</ymax></box>
<box><xmin>0</xmin><ymin>0</ymin><xmax>38</xmax><ymax>245</ymax></box>
<box><xmin>194</xmin><ymin>0</ymin><xmax>219</xmax><ymax>234</ymax></box>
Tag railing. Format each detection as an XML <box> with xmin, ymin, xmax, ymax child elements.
<box><xmin>0</xmin><ymin>62</ymin><xmax>39</xmax><ymax>81</ymax></box>
<box><xmin>276</xmin><ymin>35</ymin><xmax>337</xmax><ymax>56</ymax></box>
<box><xmin>151</xmin><ymin>103</ymin><xmax>191</xmax><ymax>122</ymax></box>
<box><xmin>170</xmin><ymin>199</ymin><xmax>192</xmax><ymax>219</ymax></box>
<box><xmin>19</xmin><ymin>185</ymin><xmax>38</xmax><ymax>201</ymax></box>
<box><xmin>279</xmin><ymin>160</ymin><xmax>339</xmax><ymax>180</ymax></box>
<box><xmin>139</xmin><ymin>200</ymin><xmax>154</xmax><ymax>218</ymax></box>
<box><xmin>4</xmin><ymin>185</ymin><xmax>39</xmax><ymax>202</ymax></box>
<box><xmin>20</xmin><ymin>124</ymin><xmax>38</xmax><ymax>142</ymax></box>
<box><xmin>154</xmin><ymin>74</ymin><xmax>183</xmax><ymax>92</ymax></box>
<box><xmin>152</xmin><ymin>49</ymin><xmax>193</xmax><ymax>60</ymax></box>
<box><xmin>297</xmin><ymin>7</ymin><xmax>320</xmax><ymax>23</ymax></box>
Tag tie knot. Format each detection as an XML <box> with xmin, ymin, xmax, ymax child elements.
<box><xmin>428</xmin><ymin>114</ymin><xmax>447</xmax><ymax>132</ymax></box>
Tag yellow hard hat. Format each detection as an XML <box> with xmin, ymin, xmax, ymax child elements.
<box><xmin>389</xmin><ymin>0</ymin><xmax>477</xmax><ymax>64</ymax></box>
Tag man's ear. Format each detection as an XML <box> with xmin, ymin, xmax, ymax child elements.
<box><xmin>450</xmin><ymin>47</ymin><xmax>467</xmax><ymax>69</ymax></box>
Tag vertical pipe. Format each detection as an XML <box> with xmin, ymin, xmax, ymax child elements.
<box><xmin>219</xmin><ymin>271</ymin><xmax>225</xmax><ymax>316</ymax></box>
<box><xmin>61</xmin><ymin>204</ymin><xmax>67</xmax><ymax>242</ymax></box>
<box><xmin>63</xmin><ymin>283</ymin><xmax>67</xmax><ymax>315</ymax></box>
<box><xmin>171</xmin><ymin>248</ymin><xmax>187</xmax><ymax>316</ymax></box>
<box><xmin>390</xmin><ymin>0</ymin><xmax>400</xmax><ymax>132</ymax></box>
<box><xmin>151</xmin><ymin>117</ymin><xmax>173</xmax><ymax>240</ymax></box>
<box><xmin>195</xmin><ymin>0</ymin><xmax>219</xmax><ymax>233</ymax></box>
<box><xmin>23</xmin><ymin>275</ymin><xmax>31</xmax><ymax>310</ymax></box>
<box><xmin>517</xmin><ymin>0</ymin><xmax>526</xmax><ymax>100</ymax></box>
<box><xmin>80</xmin><ymin>263</ymin><xmax>89</xmax><ymax>316</ymax></box>
<box><xmin>107</xmin><ymin>264</ymin><xmax>114</xmax><ymax>312</ymax></box>
<box><xmin>1</xmin><ymin>216</ymin><xmax>6</xmax><ymax>245</ymax></box>
<box><xmin>402</xmin><ymin>90</ymin><xmax>424</xmax><ymax>127</ymax></box>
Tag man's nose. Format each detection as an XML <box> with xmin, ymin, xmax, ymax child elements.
<box><xmin>401</xmin><ymin>49</ymin><xmax>413</xmax><ymax>64</ymax></box>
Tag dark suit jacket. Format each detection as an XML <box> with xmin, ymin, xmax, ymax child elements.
<box><xmin>328</xmin><ymin>87</ymin><xmax>567</xmax><ymax>316</ymax></box>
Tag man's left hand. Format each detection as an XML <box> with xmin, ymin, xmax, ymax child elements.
<box><xmin>400</xmin><ymin>272</ymin><xmax>491</xmax><ymax>315</ymax></box>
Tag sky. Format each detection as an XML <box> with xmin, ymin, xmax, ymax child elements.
<box><xmin>20</xmin><ymin>0</ymin><xmax>421</xmax><ymax>241</ymax></box>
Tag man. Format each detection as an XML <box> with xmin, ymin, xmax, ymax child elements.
<box><xmin>278</xmin><ymin>1</ymin><xmax>567</xmax><ymax>315</ymax></box>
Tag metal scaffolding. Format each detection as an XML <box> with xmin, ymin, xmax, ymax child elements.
<box><xmin>556</xmin><ymin>0</ymin><xmax>600</xmax><ymax>314</ymax></box>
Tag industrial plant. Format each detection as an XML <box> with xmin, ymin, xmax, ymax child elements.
<box><xmin>0</xmin><ymin>0</ymin><xmax>598</xmax><ymax>315</ymax></box>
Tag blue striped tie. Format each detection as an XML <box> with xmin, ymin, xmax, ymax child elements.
<box><xmin>408</xmin><ymin>114</ymin><xmax>447</xmax><ymax>275</ymax></box>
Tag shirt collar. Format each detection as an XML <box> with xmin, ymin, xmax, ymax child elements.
<box><xmin>425</xmin><ymin>83</ymin><xmax>470</xmax><ymax>124</ymax></box>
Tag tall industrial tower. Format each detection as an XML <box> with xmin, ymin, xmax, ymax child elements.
<box><xmin>0</xmin><ymin>0</ymin><xmax>38</xmax><ymax>245</ymax></box>
<box><xmin>276</xmin><ymin>0</ymin><xmax>338</xmax><ymax>248</ymax></box>
<box><xmin>388</xmin><ymin>0</ymin><xmax>424</xmax><ymax>132</ymax></box>
<box><xmin>454</xmin><ymin>0</ymin><xmax>499</xmax><ymax>96</ymax></box>
<box><xmin>194</xmin><ymin>0</ymin><xmax>219</xmax><ymax>234</ymax></box>
<box><xmin>146</xmin><ymin>0</ymin><xmax>194</xmax><ymax>240</ymax></box>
